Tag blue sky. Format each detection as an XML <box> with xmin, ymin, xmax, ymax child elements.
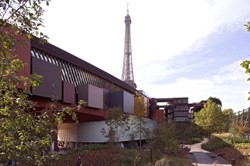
<box><xmin>42</xmin><ymin>0</ymin><xmax>250</xmax><ymax>111</ymax></box>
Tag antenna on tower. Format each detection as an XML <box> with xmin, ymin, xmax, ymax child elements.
<box><xmin>127</xmin><ymin>3</ymin><xmax>129</xmax><ymax>15</ymax></box>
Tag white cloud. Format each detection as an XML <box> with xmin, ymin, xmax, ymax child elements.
<box><xmin>139</xmin><ymin>60</ymin><xmax>249</xmax><ymax>111</ymax></box>
<box><xmin>212</xmin><ymin>61</ymin><xmax>248</xmax><ymax>84</ymax></box>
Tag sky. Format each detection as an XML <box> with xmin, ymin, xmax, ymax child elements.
<box><xmin>42</xmin><ymin>0</ymin><xmax>250</xmax><ymax>112</ymax></box>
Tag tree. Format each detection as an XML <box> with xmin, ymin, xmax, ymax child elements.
<box><xmin>194</xmin><ymin>99</ymin><xmax>226</xmax><ymax>136</ymax></box>
<box><xmin>0</xmin><ymin>1</ymin><xmax>81</xmax><ymax>165</ymax></box>
<box><xmin>132</xmin><ymin>93</ymin><xmax>150</xmax><ymax>149</ymax></box>
<box><xmin>235</xmin><ymin>110</ymin><xmax>250</xmax><ymax>137</ymax></box>
<box><xmin>101</xmin><ymin>107</ymin><xmax>130</xmax><ymax>145</ymax></box>
<box><xmin>208</xmin><ymin>96</ymin><xmax>222</xmax><ymax>107</ymax></box>
<box><xmin>245</xmin><ymin>21</ymin><xmax>250</xmax><ymax>31</ymax></box>
<box><xmin>241</xmin><ymin>21</ymin><xmax>250</xmax><ymax>99</ymax></box>
<box><xmin>241</xmin><ymin>59</ymin><xmax>250</xmax><ymax>99</ymax></box>
<box><xmin>150</xmin><ymin>122</ymin><xmax>178</xmax><ymax>153</ymax></box>
<box><xmin>222</xmin><ymin>108</ymin><xmax>234</xmax><ymax>132</ymax></box>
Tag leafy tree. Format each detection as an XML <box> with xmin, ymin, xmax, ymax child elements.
<box><xmin>175</xmin><ymin>123</ymin><xmax>193</xmax><ymax>144</ymax></box>
<box><xmin>229</xmin><ymin>110</ymin><xmax>250</xmax><ymax>139</ymax></box>
<box><xmin>245</xmin><ymin>21</ymin><xmax>250</xmax><ymax>31</ymax></box>
<box><xmin>241</xmin><ymin>21</ymin><xmax>250</xmax><ymax>99</ymax></box>
<box><xmin>134</xmin><ymin>92</ymin><xmax>147</xmax><ymax>117</ymax></box>
<box><xmin>0</xmin><ymin>1</ymin><xmax>82</xmax><ymax>165</ymax></box>
<box><xmin>229</xmin><ymin>116</ymin><xmax>239</xmax><ymax>143</ymax></box>
<box><xmin>222</xmin><ymin>108</ymin><xmax>234</xmax><ymax>132</ymax></box>
<box><xmin>241</xmin><ymin>59</ymin><xmax>250</xmax><ymax>100</ymax></box>
<box><xmin>150</xmin><ymin>122</ymin><xmax>178</xmax><ymax>153</ymax></box>
<box><xmin>102</xmin><ymin>107</ymin><xmax>130</xmax><ymax>145</ymax></box>
<box><xmin>194</xmin><ymin>99</ymin><xmax>226</xmax><ymax>136</ymax></box>
<box><xmin>208</xmin><ymin>96</ymin><xmax>222</xmax><ymax>107</ymax></box>
<box><xmin>236</xmin><ymin>110</ymin><xmax>250</xmax><ymax>137</ymax></box>
<box><xmin>132</xmin><ymin>93</ymin><xmax>150</xmax><ymax>149</ymax></box>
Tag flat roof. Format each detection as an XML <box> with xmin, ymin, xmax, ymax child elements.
<box><xmin>31</xmin><ymin>37</ymin><xmax>136</xmax><ymax>94</ymax></box>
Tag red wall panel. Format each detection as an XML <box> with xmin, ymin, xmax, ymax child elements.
<box><xmin>63</xmin><ymin>81</ymin><xmax>75</xmax><ymax>104</ymax></box>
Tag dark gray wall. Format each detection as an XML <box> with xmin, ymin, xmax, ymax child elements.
<box><xmin>103</xmin><ymin>89</ymin><xmax>110</xmax><ymax>109</ymax></box>
<box><xmin>108</xmin><ymin>91</ymin><xmax>134</xmax><ymax>114</ymax></box>
<box><xmin>108</xmin><ymin>91</ymin><xmax>123</xmax><ymax>109</ymax></box>
<box><xmin>31</xmin><ymin>57</ymin><xmax>62</xmax><ymax>100</ymax></box>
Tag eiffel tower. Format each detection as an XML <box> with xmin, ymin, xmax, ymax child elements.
<box><xmin>121</xmin><ymin>7</ymin><xmax>136</xmax><ymax>89</ymax></box>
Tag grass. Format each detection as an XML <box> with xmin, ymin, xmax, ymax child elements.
<box><xmin>202</xmin><ymin>133</ymin><xmax>250</xmax><ymax>151</ymax></box>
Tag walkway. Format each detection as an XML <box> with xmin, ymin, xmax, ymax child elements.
<box><xmin>187</xmin><ymin>138</ymin><xmax>232</xmax><ymax>166</ymax></box>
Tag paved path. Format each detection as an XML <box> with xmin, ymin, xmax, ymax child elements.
<box><xmin>186</xmin><ymin>138</ymin><xmax>232</xmax><ymax>166</ymax></box>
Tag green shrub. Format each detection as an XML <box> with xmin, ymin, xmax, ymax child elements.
<box><xmin>155</xmin><ymin>157</ymin><xmax>193</xmax><ymax>166</ymax></box>
<box><xmin>67</xmin><ymin>143</ymin><xmax>112</xmax><ymax>155</ymax></box>
<box><xmin>168</xmin><ymin>157</ymin><xmax>193</xmax><ymax>166</ymax></box>
<box><xmin>233</xmin><ymin>137</ymin><xmax>250</xmax><ymax>144</ymax></box>
<box><xmin>242</xmin><ymin>161</ymin><xmax>250</xmax><ymax>166</ymax></box>
<box><xmin>119</xmin><ymin>150</ymin><xmax>134</xmax><ymax>166</ymax></box>
<box><xmin>118</xmin><ymin>149</ymin><xmax>155</xmax><ymax>166</ymax></box>
<box><xmin>191</xmin><ymin>137</ymin><xmax>202</xmax><ymax>144</ymax></box>
<box><xmin>234</xmin><ymin>143</ymin><xmax>250</xmax><ymax>149</ymax></box>
<box><xmin>201</xmin><ymin>136</ymin><xmax>231</xmax><ymax>151</ymax></box>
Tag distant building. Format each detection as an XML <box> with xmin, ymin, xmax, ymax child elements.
<box><xmin>155</xmin><ymin>97</ymin><xmax>192</xmax><ymax>123</ymax></box>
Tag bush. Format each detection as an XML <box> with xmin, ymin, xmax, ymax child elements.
<box><xmin>150</xmin><ymin>123</ymin><xmax>179</xmax><ymax>153</ymax></box>
<box><xmin>234</xmin><ymin>143</ymin><xmax>250</xmax><ymax>149</ymax></box>
<box><xmin>67</xmin><ymin>143</ymin><xmax>112</xmax><ymax>154</ymax></box>
<box><xmin>191</xmin><ymin>137</ymin><xmax>202</xmax><ymax>144</ymax></box>
<box><xmin>201</xmin><ymin>136</ymin><xmax>231</xmax><ymax>151</ymax></box>
<box><xmin>155</xmin><ymin>157</ymin><xmax>193</xmax><ymax>166</ymax></box>
<box><xmin>242</xmin><ymin>161</ymin><xmax>250</xmax><ymax>166</ymax></box>
<box><xmin>233</xmin><ymin>137</ymin><xmax>250</xmax><ymax>144</ymax></box>
<box><xmin>118</xmin><ymin>149</ymin><xmax>155</xmax><ymax>166</ymax></box>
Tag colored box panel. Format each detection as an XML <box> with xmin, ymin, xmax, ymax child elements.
<box><xmin>63</xmin><ymin>81</ymin><xmax>75</xmax><ymax>104</ymax></box>
<box><xmin>123</xmin><ymin>91</ymin><xmax>134</xmax><ymax>114</ymax></box>
<box><xmin>77</xmin><ymin>85</ymin><xmax>88</xmax><ymax>103</ymax></box>
<box><xmin>78</xmin><ymin>85</ymin><xmax>103</xmax><ymax>109</ymax></box>
<box><xmin>108</xmin><ymin>91</ymin><xmax>123</xmax><ymax>109</ymax></box>
<box><xmin>103</xmin><ymin>89</ymin><xmax>109</xmax><ymax>109</ymax></box>
<box><xmin>31</xmin><ymin>57</ymin><xmax>62</xmax><ymax>100</ymax></box>
<box><xmin>108</xmin><ymin>91</ymin><xmax>134</xmax><ymax>114</ymax></box>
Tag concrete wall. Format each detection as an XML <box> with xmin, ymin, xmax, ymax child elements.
<box><xmin>58</xmin><ymin>123</ymin><xmax>77</xmax><ymax>142</ymax></box>
<box><xmin>58</xmin><ymin>116</ymin><xmax>156</xmax><ymax>143</ymax></box>
<box><xmin>77</xmin><ymin>121</ymin><xmax>108</xmax><ymax>143</ymax></box>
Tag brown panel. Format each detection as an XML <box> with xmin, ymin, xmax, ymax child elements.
<box><xmin>31</xmin><ymin>57</ymin><xmax>62</xmax><ymax>100</ymax></box>
<box><xmin>63</xmin><ymin>81</ymin><xmax>75</xmax><ymax>104</ymax></box>
<box><xmin>17</xmin><ymin>36</ymin><xmax>31</xmax><ymax>89</ymax></box>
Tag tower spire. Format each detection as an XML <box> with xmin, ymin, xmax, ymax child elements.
<box><xmin>121</xmin><ymin>7</ymin><xmax>136</xmax><ymax>89</ymax></box>
<box><xmin>127</xmin><ymin>3</ymin><xmax>129</xmax><ymax>15</ymax></box>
